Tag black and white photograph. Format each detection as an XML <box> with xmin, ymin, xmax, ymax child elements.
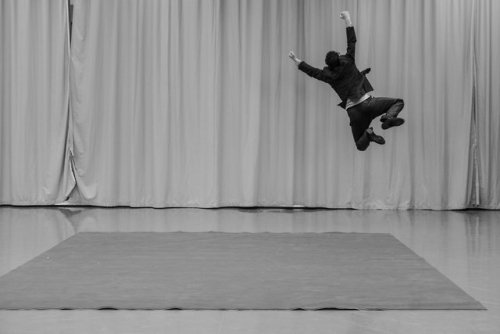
<box><xmin>0</xmin><ymin>0</ymin><xmax>499</xmax><ymax>333</ymax></box>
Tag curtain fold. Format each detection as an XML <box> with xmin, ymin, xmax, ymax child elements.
<box><xmin>474</xmin><ymin>0</ymin><xmax>500</xmax><ymax>209</ymax></box>
<box><xmin>0</xmin><ymin>0</ymin><xmax>74</xmax><ymax>205</ymax></box>
<box><xmin>69</xmin><ymin>0</ymin><xmax>479</xmax><ymax>208</ymax></box>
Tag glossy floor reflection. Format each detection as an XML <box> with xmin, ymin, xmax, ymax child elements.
<box><xmin>0</xmin><ymin>207</ymin><xmax>499</xmax><ymax>333</ymax></box>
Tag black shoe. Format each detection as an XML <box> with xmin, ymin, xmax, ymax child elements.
<box><xmin>382</xmin><ymin>117</ymin><xmax>405</xmax><ymax>130</ymax></box>
<box><xmin>367</xmin><ymin>128</ymin><xmax>385</xmax><ymax>145</ymax></box>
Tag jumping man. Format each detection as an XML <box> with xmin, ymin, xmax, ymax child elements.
<box><xmin>289</xmin><ymin>11</ymin><xmax>405</xmax><ymax>151</ymax></box>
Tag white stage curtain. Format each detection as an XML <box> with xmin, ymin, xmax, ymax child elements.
<box><xmin>69</xmin><ymin>0</ymin><xmax>477</xmax><ymax>208</ymax></box>
<box><xmin>474</xmin><ymin>0</ymin><xmax>500</xmax><ymax>209</ymax></box>
<box><xmin>0</xmin><ymin>0</ymin><xmax>74</xmax><ymax>205</ymax></box>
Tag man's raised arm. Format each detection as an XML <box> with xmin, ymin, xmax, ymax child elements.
<box><xmin>340</xmin><ymin>11</ymin><xmax>356</xmax><ymax>59</ymax></box>
<box><xmin>288</xmin><ymin>51</ymin><xmax>332</xmax><ymax>83</ymax></box>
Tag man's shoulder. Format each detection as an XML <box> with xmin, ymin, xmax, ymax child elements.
<box><xmin>339</xmin><ymin>54</ymin><xmax>354</xmax><ymax>62</ymax></box>
<box><xmin>322</xmin><ymin>66</ymin><xmax>338</xmax><ymax>78</ymax></box>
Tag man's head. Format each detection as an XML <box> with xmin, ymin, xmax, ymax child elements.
<box><xmin>325</xmin><ymin>51</ymin><xmax>340</xmax><ymax>69</ymax></box>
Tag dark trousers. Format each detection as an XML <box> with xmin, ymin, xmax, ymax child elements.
<box><xmin>346</xmin><ymin>97</ymin><xmax>404</xmax><ymax>151</ymax></box>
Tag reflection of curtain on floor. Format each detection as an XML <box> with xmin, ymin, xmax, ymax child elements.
<box><xmin>0</xmin><ymin>0</ymin><xmax>74</xmax><ymax>205</ymax></box>
<box><xmin>0</xmin><ymin>207</ymin><xmax>75</xmax><ymax>277</ymax></box>
<box><xmin>69</xmin><ymin>0</ymin><xmax>476</xmax><ymax>209</ymax></box>
<box><xmin>474</xmin><ymin>0</ymin><xmax>500</xmax><ymax>209</ymax></box>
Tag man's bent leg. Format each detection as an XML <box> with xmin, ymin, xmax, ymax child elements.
<box><xmin>348</xmin><ymin>104</ymin><xmax>387</xmax><ymax>151</ymax></box>
<box><xmin>359</xmin><ymin>97</ymin><xmax>404</xmax><ymax>121</ymax></box>
<box><xmin>351</xmin><ymin>122</ymin><xmax>371</xmax><ymax>151</ymax></box>
<box><xmin>351</xmin><ymin>124</ymin><xmax>385</xmax><ymax>151</ymax></box>
<box><xmin>382</xmin><ymin>98</ymin><xmax>404</xmax><ymax>119</ymax></box>
<box><xmin>365</xmin><ymin>97</ymin><xmax>405</xmax><ymax>129</ymax></box>
<box><xmin>355</xmin><ymin>131</ymin><xmax>371</xmax><ymax>151</ymax></box>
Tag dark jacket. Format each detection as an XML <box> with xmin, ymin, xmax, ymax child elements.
<box><xmin>298</xmin><ymin>26</ymin><xmax>373</xmax><ymax>109</ymax></box>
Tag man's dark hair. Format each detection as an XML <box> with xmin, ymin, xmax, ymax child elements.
<box><xmin>325</xmin><ymin>51</ymin><xmax>340</xmax><ymax>69</ymax></box>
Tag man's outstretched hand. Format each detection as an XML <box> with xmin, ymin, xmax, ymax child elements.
<box><xmin>288</xmin><ymin>51</ymin><xmax>302</xmax><ymax>65</ymax></box>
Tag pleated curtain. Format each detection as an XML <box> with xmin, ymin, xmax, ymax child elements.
<box><xmin>1</xmin><ymin>0</ymin><xmax>499</xmax><ymax>209</ymax></box>
<box><xmin>69</xmin><ymin>0</ymin><xmax>477</xmax><ymax>208</ymax></box>
<box><xmin>0</xmin><ymin>0</ymin><xmax>74</xmax><ymax>204</ymax></box>
<box><xmin>474</xmin><ymin>0</ymin><xmax>500</xmax><ymax>209</ymax></box>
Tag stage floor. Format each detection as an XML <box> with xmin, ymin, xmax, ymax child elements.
<box><xmin>0</xmin><ymin>207</ymin><xmax>499</xmax><ymax>333</ymax></box>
